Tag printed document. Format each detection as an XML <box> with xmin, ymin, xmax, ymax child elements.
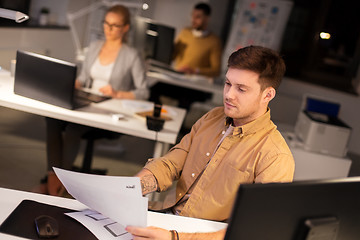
<box><xmin>53</xmin><ymin>167</ymin><xmax>147</xmax><ymax>239</ymax></box>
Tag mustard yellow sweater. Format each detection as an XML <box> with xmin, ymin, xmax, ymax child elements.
<box><xmin>173</xmin><ymin>28</ymin><xmax>222</xmax><ymax>77</ymax></box>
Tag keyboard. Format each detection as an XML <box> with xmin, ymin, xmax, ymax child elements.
<box><xmin>74</xmin><ymin>89</ymin><xmax>111</xmax><ymax>103</ymax></box>
<box><xmin>149</xmin><ymin>62</ymin><xmax>184</xmax><ymax>75</ymax></box>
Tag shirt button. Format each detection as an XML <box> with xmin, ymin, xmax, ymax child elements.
<box><xmin>222</xmin><ymin>130</ymin><xmax>225</xmax><ymax>134</ymax></box>
<box><xmin>179</xmin><ymin>193</ymin><xmax>182</xmax><ymax>197</ymax></box>
<box><xmin>191</xmin><ymin>173</ymin><xmax>195</xmax><ymax>177</ymax></box>
<box><xmin>206</xmin><ymin>152</ymin><xmax>210</xmax><ymax>156</ymax></box>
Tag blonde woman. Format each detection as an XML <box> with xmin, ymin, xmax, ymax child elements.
<box><xmin>45</xmin><ymin>5</ymin><xmax>148</xmax><ymax>196</ymax></box>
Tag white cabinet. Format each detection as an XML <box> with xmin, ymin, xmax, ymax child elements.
<box><xmin>282</xmin><ymin>131</ymin><xmax>352</xmax><ymax>181</ymax></box>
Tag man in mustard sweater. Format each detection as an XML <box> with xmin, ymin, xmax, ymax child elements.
<box><xmin>149</xmin><ymin>2</ymin><xmax>222</xmax><ymax>110</ymax></box>
<box><xmin>173</xmin><ymin>2</ymin><xmax>222</xmax><ymax>77</ymax></box>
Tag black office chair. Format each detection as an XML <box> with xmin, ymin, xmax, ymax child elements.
<box><xmin>75</xmin><ymin>129</ymin><xmax>121</xmax><ymax>175</ymax></box>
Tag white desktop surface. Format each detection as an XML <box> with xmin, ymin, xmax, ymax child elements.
<box><xmin>279</xmin><ymin>130</ymin><xmax>352</xmax><ymax>181</ymax></box>
<box><xmin>0</xmin><ymin>187</ymin><xmax>227</xmax><ymax>240</ymax></box>
<box><xmin>0</xmin><ymin>71</ymin><xmax>187</xmax><ymax>157</ymax></box>
<box><xmin>291</xmin><ymin>146</ymin><xmax>352</xmax><ymax>181</ymax></box>
<box><xmin>147</xmin><ymin>70</ymin><xmax>224</xmax><ymax>95</ymax></box>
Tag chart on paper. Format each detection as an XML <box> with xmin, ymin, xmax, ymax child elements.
<box><xmin>66</xmin><ymin>209</ymin><xmax>133</xmax><ymax>240</ymax></box>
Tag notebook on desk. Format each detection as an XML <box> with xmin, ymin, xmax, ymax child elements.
<box><xmin>14</xmin><ymin>50</ymin><xmax>110</xmax><ymax>110</ymax></box>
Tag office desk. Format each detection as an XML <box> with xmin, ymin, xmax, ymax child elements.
<box><xmin>281</xmin><ymin>131</ymin><xmax>352</xmax><ymax>181</ymax></box>
<box><xmin>0</xmin><ymin>187</ymin><xmax>227</xmax><ymax>239</ymax></box>
<box><xmin>147</xmin><ymin>70</ymin><xmax>224</xmax><ymax>95</ymax></box>
<box><xmin>0</xmin><ymin>70</ymin><xmax>186</xmax><ymax>157</ymax></box>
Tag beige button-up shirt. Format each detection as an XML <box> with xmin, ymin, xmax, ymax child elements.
<box><xmin>145</xmin><ymin>107</ymin><xmax>295</xmax><ymax>221</ymax></box>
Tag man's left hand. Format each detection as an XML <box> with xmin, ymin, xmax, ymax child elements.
<box><xmin>177</xmin><ymin>66</ymin><xmax>198</xmax><ymax>75</ymax></box>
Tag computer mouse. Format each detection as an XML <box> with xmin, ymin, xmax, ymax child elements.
<box><xmin>34</xmin><ymin>215</ymin><xmax>59</xmax><ymax>238</ymax></box>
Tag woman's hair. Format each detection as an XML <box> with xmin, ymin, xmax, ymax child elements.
<box><xmin>227</xmin><ymin>45</ymin><xmax>286</xmax><ymax>91</ymax></box>
<box><xmin>106</xmin><ymin>5</ymin><xmax>131</xmax><ymax>26</ymax></box>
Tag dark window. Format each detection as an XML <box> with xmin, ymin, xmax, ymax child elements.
<box><xmin>280</xmin><ymin>0</ymin><xmax>360</xmax><ymax>94</ymax></box>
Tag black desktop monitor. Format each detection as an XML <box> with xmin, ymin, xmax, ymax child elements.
<box><xmin>132</xmin><ymin>17</ymin><xmax>175</xmax><ymax>65</ymax></box>
<box><xmin>225</xmin><ymin>177</ymin><xmax>360</xmax><ymax>240</ymax></box>
<box><xmin>14</xmin><ymin>50</ymin><xmax>77</xmax><ymax>109</ymax></box>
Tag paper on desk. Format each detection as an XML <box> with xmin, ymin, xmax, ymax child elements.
<box><xmin>121</xmin><ymin>99</ymin><xmax>177</xmax><ymax>116</ymax></box>
<box><xmin>66</xmin><ymin>209</ymin><xmax>133</xmax><ymax>240</ymax></box>
<box><xmin>121</xmin><ymin>99</ymin><xmax>153</xmax><ymax>112</ymax></box>
<box><xmin>53</xmin><ymin>167</ymin><xmax>147</xmax><ymax>227</ymax></box>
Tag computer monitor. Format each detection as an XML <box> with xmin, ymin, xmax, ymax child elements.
<box><xmin>14</xmin><ymin>50</ymin><xmax>109</xmax><ymax>110</ymax></box>
<box><xmin>225</xmin><ymin>177</ymin><xmax>360</xmax><ymax>240</ymax></box>
<box><xmin>14</xmin><ymin>50</ymin><xmax>77</xmax><ymax>109</ymax></box>
<box><xmin>132</xmin><ymin>17</ymin><xmax>175</xmax><ymax>65</ymax></box>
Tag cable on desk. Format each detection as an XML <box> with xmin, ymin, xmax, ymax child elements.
<box><xmin>155</xmin><ymin>131</ymin><xmax>159</xmax><ymax>142</ymax></box>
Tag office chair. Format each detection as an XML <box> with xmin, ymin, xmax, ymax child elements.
<box><xmin>76</xmin><ymin>128</ymin><xmax>121</xmax><ymax>175</ymax></box>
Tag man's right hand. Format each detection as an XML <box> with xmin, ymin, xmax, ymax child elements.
<box><xmin>177</xmin><ymin>65</ymin><xmax>196</xmax><ymax>75</ymax></box>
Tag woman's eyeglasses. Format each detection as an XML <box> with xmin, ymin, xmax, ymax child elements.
<box><xmin>103</xmin><ymin>20</ymin><xmax>124</xmax><ymax>30</ymax></box>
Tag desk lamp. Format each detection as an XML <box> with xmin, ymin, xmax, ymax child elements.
<box><xmin>0</xmin><ymin>8</ymin><xmax>29</xmax><ymax>23</ymax></box>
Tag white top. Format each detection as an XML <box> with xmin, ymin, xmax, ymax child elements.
<box><xmin>90</xmin><ymin>57</ymin><xmax>114</xmax><ymax>93</ymax></box>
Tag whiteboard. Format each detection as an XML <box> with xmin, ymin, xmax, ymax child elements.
<box><xmin>222</xmin><ymin>0</ymin><xmax>293</xmax><ymax>73</ymax></box>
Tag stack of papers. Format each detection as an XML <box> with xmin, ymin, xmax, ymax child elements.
<box><xmin>53</xmin><ymin>167</ymin><xmax>148</xmax><ymax>240</ymax></box>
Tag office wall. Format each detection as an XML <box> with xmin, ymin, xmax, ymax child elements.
<box><xmin>0</xmin><ymin>0</ymin><xmax>75</xmax><ymax>70</ymax></box>
<box><xmin>29</xmin><ymin>0</ymin><xmax>69</xmax><ymax>26</ymax></box>
<box><xmin>0</xmin><ymin>28</ymin><xmax>75</xmax><ymax>70</ymax></box>
<box><xmin>67</xmin><ymin>0</ymin><xmax>98</xmax><ymax>54</ymax></box>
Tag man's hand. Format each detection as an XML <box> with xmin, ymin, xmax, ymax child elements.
<box><xmin>99</xmin><ymin>85</ymin><xmax>135</xmax><ymax>99</ymax></box>
<box><xmin>126</xmin><ymin>226</ymin><xmax>171</xmax><ymax>240</ymax></box>
<box><xmin>177</xmin><ymin>66</ymin><xmax>198</xmax><ymax>75</ymax></box>
<box><xmin>126</xmin><ymin>226</ymin><xmax>227</xmax><ymax>240</ymax></box>
<box><xmin>99</xmin><ymin>84</ymin><xmax>116</xmax><ymax>97</ymax></box>
<box><xmin>74</xmin><ymin>80</ymin><xmax>82</xmax><ymax>89</ymax></box>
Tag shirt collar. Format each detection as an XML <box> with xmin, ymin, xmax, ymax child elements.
<box><xmin>191</xmin><ymin>28</ymin><xmax>210</xmax><ymax>38</ymax></box>
<box><xmin>225</xmin><ymin>108</ymin><xmax>273</xmax><ymax>136</ymax></box>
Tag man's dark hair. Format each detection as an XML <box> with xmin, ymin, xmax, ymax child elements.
<box><xmin>227</xmin><ymin>45</ymin><xmax>286</xmax><ymax>91</ymax></box>
<box><xmin>194</xmin><ymin>2</ymin><xmax>211</xmax><ymax>16</ymax></box>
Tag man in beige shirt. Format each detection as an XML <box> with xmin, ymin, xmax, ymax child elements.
<box><xmin>126</xmin><ymin>45</ymin><xmax>295</xmax><ymax>240</ymax></box>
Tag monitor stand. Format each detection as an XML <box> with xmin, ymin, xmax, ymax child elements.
<box><xmin>296</xmin><ymin>216</ymin><xmax>339</xmax><ymax>240</ymax></box>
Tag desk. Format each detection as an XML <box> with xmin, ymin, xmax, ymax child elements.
<box><xmin>147</xmin><ymin>70</ymin><xmax>224</xmax><ymax>95</ymax></box>
<box><xmin>0</xmin><ymin>187</ymin><xmax>227</xmax><ymax>239</ymax></box>
<box><xmin>281</xmin><ymin>131</ymin><xmax>352</xmax><ymax>181</ymax></box>
<box><xmin>0</xmin><ymin>70</ymin><xmax>186</xmax><ymax>158</ymax></box>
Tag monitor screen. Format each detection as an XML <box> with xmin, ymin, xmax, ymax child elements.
<box><xmin>225</xmin><ymin>177</ymin><xmax>360</xmax><ymax>240</ymax></box>
<box><xmin>132</xmin><ymin>17</ymin><xmax>175</xmax><ymax>65</ymax></box>
<box><xmin>14</xmin><ymin>50</ymin><xmax>77</xmax><ymax>109</ymax></box>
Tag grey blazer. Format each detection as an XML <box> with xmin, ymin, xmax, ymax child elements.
<box><xmin>77</xmin><ymin>40</ymin><xmax>149</xmax><ymax>100</ymax></box>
